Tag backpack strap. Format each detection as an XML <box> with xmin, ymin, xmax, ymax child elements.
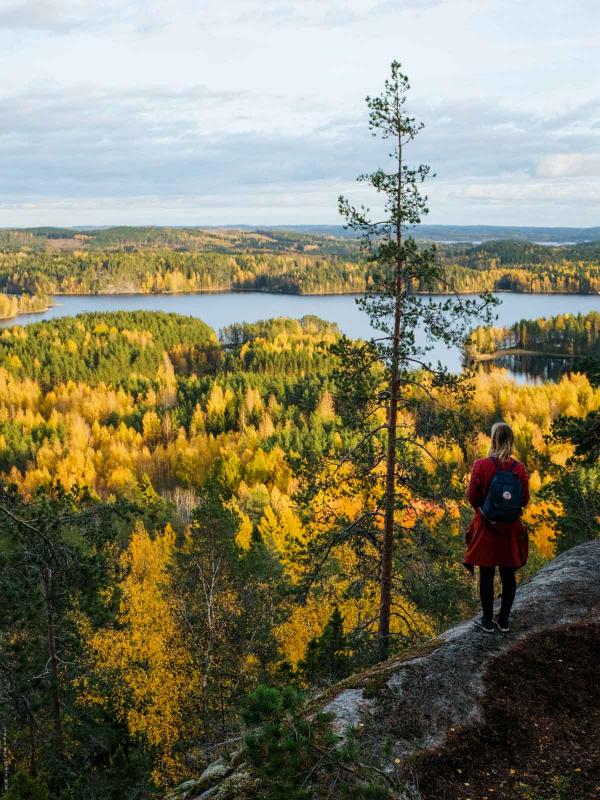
<box><xmin>489</xmin><ymin>456</ymin><xmax>517</xmax><ymax>472</ymax></box>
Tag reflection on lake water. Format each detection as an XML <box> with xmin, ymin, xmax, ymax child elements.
<box><xmin>1</xmin><ymin>291</ymin><xmax>598</xmax><ymax>384</ymax></box>
<box><xmin>478</xmin><ymin>354</ymin><xmax>577</xmax><ymax>384</ymax></box>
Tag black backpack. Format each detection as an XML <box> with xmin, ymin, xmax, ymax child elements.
<box><xmin>480</xmin><ymin>457</ymin><xmax>523</xmax><ymax>524</ymax></box>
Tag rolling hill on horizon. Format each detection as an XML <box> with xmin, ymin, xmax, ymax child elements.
<box><xmin>3</xmin><ymin>223</ymin><xmax>600</xmax><ymax>245</ymax></box>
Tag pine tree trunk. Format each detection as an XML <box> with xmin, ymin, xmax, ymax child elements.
<box><xmin>42</xmin><ymin>565</ymin><xmax>63</xmax><ymax>755</ymax></box>
<box><xmin>378</xmin><ymin>133</ymin><xmax>403</xmax><ymax>661</ymax></box>
<box><xmin>29</xmin><ymin>717</ymin><xmax>37</xmax><ymax>777</ymax></box>
<box><xmin>3</xmin><ymin>725</ymin><xmax>8</xmax><ymax>793</ymax></box>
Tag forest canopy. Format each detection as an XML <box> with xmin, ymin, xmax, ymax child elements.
<box><xmin>1</xmin><ymin>227</ymin><xmax>599</xmax><ymax>296</ymax></box>
<box><xmin>467</xmin><ymin>310</ymin><xmax>600</xmax><ymax>359</ymax></box>
<box><xmin>0</xmin><ymin>308</ymin><xmax>598</xmax><ymax>799</ymax></box>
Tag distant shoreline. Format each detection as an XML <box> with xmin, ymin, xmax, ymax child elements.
<box><xmin>472</xmin><ymin>348</ymin><xmax>578</xmax><ymax>362</ymax></box>
<box><xmin>46</xmin><ymin>287</ymin><xmax>600</xmax><ymax>298</ymax></box>
<box><xmin>0</xmin><ymin>301</ymin><xmax>54</xmax><ymax>322</ymax></box>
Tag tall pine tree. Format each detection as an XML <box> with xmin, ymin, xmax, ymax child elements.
<box><xmin>303</xmin><ymin>62</ymin><xmax>496</xmax><ymax>660</ymax></box>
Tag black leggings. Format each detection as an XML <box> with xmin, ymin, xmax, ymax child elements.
<box><xmin>479</xmin><ymin>566</ymin><xmax>516</xmax><ymax>623</ymax></box>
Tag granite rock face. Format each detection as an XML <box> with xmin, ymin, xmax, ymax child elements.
<box><xmin>167</xmin><ymin>541</ymin><xmax>600</xmax><ymax>799</ymax></box>
<box><xmin>323</xmin><ymin>540</ymin><xmax>600</xmax><ymax>761</ymax></box>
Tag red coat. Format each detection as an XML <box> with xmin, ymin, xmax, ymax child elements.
<box><xmin>463</xmin><ymin>457</ymin><xmax>529</xmax><ymax>570</ymax></box>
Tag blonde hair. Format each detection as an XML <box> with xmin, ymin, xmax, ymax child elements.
<box><xmin>489</xmin><ymin>421</ymin><xmax>514</xmax><ymax>461</ymax></box>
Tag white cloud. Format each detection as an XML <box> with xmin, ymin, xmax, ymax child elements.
<box><xmin>536</xmin><ymin>154</ymin><xmax>600</xmax><ymax>179</ymax></box>
<box><xmin>1</xmin><ymin>81</ymin><xmax>599</xmax><ymax>227</ymax></box>
<box><xmin>0</xmin><ymin>0</ymin><xmax>164</xmax><ymax>33</ymax></box>
<box><xmin>0</xmin><ymin>0</ymin><xmax>451</xmax><ymax>34</ymax></box>
<box><xmin>459</xmin><ymin>181</ymin><xmax>600</xmax><ymax>202</ymax></box>
<box><xmin>0</xmin><ymin>0</ymin><xmax>599</xmax><ymax>224</ymax></box>
<box><xmin>226</xmin><ymin>0</ymin><xmax>451</xmax><ymax>28</ymax></box>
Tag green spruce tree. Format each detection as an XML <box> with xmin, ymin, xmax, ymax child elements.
<box><xmin>298</xmin><ymin>606</ymin><xmax>350</xmax><ymax>686</ymax></box>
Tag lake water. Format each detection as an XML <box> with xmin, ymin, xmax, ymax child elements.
<box><xmin>2</xmin><ymin>292</ymin><xmax>598</xmax><ymax>382</ymax></box>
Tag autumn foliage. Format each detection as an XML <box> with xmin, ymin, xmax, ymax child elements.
<box><xmin>0</xmin><ymin>310</ymin><xmax>598</xmax><ymax>796</ymax></box>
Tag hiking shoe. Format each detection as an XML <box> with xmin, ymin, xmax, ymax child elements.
<box><xmin>474</xmin><ymin>617</ymin><xmax>495</xmax><ymax>633</ymax></box>
<box><xmin>494</xmin><ymin>617</ymin><xmax>510</xmax><ymax>633</ymax></box>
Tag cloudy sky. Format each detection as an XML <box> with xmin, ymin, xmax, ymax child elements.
<box><xmin>1</xmin><ymin>0</ymin><xmax>599</xmax><ymax>226</ymax></box>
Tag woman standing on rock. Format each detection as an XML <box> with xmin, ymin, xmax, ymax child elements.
<box><xmin>464</xmin><ymin>421</ymin><xmax>529</xmax><ymax>633</ymax></box>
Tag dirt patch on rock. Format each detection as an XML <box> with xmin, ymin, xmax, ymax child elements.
<box><xmin>416</xmin><ymin>623</ymin><xmax>600</xmax><ymax>800</ymax></box>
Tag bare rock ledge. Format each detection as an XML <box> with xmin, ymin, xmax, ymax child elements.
<box><xmin>167</xmin><ymin>540</ymin><xmax>600</xmax><ymax>799</ymax></box>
